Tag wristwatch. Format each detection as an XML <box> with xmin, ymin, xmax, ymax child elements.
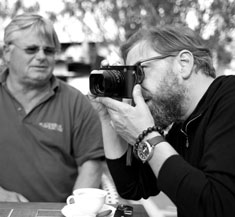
<box><xmin>136</xmin><ymin>136</ymin><xmax>165</xmax><ymax>163</ymax></box>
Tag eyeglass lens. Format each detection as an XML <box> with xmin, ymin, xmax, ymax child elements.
<box><xmin>136</xmin><ymin>66</ymin><xmax>145</xmax><ymax>84</ymax></box>
<box><xmin>24</xmin><ymin>46</ymin><xmax>56</xmax><ymax>55</ymax></box>
<box><xmin>134</xmin><ymin>54</ymin><xmax>176</xmax><ymax>84</ymax></box>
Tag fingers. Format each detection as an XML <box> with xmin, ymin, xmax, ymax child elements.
<box><xmin>17</xmin><ymin>194</ymin><xmax>29</xmax><ymax>202</ymax></box>
<box><xmin>100</xmin><ymin>59</ymin><xmax>109</xmax><ymax>67</ymax></box>
<box><xmin>87</xmin><ymin>92</ymin><xmax>96</xmax><ymax>100</ymax></box>
<box><xmin>132</xmin><ymin>84</ymin><xmax>146</xmax><ymax>107</ymax></box>
<box><xmin>101</xmin><ymin>58</ymin><xmax>124</xmax><ymax>67</ymax></box>
<box><xmin>98</xmin><ymin>97</ymin><xmax>127</xmax><ymax>112</ymax></box>
<box><xmin>96</xmin><ymin>84</ymin><xmax>146</xmax><ymax>111</ymax></box>
<box><xmin>122</xmin><ymin>98</ymin><xmax>132</xmax><ymax>105</ymax></box>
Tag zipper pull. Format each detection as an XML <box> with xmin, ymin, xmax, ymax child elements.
<box><xmin>185</xmin><ymin>136</ymin><xmax>189</xmax><ymax>148</ymax></box>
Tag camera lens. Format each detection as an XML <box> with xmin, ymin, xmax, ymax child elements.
<box><xmin>92</xmin><ymin>70</ymin><xmax>124</xmax><ymax>96</ymax></box>
<box><xmin>93</xmin><ymin>76</ymin><xmax>105</xmax><ymax>94</ymax></box>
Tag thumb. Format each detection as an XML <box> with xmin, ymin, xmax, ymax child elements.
<box><xmin>132</xmin><ymin>84</ymin><xmax>145</xmax><ymax>106</ymax></box>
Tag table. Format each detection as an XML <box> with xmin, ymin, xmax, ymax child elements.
<box><xmin>0</xmin><ymin>202</ymin><xmax>149</xmax><ymax>217</ymax></box>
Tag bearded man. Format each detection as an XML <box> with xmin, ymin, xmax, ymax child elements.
<box><xmin>89</xmin><ymin>25</ymin><xmax>235</xmax><ymax>217</ymax></box>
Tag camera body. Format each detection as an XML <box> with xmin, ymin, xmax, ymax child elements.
<box><xmin>114</xmin><ymin>204</ymin><xmax>133</xmax><ymax>217</ymax></box>
<box><xmin>89</xmin><ymin>65</ymin><xmax>141</xmax><ymax>98</ymax></box>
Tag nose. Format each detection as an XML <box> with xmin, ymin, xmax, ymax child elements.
<box><xmin>35</xmin><ymin>48</ymin><xmax>47</xmax><ymax>59</ymax></box>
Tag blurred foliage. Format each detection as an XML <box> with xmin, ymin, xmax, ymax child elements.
<box><xmin>0</xmin><ymin>0</ymin><xmax>234</xmax><ymax>65</ymax></box>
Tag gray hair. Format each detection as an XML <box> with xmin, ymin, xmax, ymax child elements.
<box><xmin>4</xmin><ymin>13</ymin><xmax>60</xmax><ymax>51</ymax></box>
<box><xmin>121</xmin><ymin>25</ymin><xmax>216</xmax><ymax>78</ymax></box>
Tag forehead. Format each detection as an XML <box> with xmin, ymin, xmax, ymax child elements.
<box><xmin>126</xmin><ymin>40</ymin><xmax>159</xmax><ymax>65</ymax></box>
<box><xmin>14</xmin><ymin>28</ymin><xmax>52</xmax><ymax>46</ymax></box>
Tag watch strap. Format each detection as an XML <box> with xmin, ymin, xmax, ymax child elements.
<box><xmin>147</xmin><ymin>135</ymin><xmax>166</xmax><ymax>148</ymax></box>
<box><xmin>143</xmin><ymin>136</ymin><xmax>165</xmax><ymax>163</ymax></box>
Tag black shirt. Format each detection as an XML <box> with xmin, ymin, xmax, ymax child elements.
<box><xmin>107</xmin><ymin>75</ymin><xmax>235</xmax><ymax>217</ymax></box>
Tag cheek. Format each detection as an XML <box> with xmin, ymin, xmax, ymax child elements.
<box><xmin>142</xmin><ymin>72</ymin><xmax>159</xmax><ymax>94</ymax></box>
<box><xmin>50</xmin><ymin>59</ymin><xmax>56</xmax><ymax>67</ymax></box>
<box><xmin>11</xmin><ymin>52</ymin><xmax>32</xmax><ymax>65</ymax></box>
<box><xmin>10</xmin><ymin>55</ymin><xmax>26</xmax><ymax>70</ymax></box>
<box><xmin>47</xmin><ymin>58</ymin><xmax>55</xmax><ymax>67</ymax></box>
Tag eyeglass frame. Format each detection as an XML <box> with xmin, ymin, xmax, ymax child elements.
<box><xmin>10</xmin><ymin>43</ymin><xmax>57</xmax><ymax>56</ymax></box>
<box><xmin>134</xmin><ymin>54</ymin><xmax>177</xmax><ymax>84</ymax></box>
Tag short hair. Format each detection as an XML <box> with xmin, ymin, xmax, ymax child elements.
<box><xmin>4</xmin><ymin>13</ymin><xmax>60</xmax><ymax>51</ymax></box>
<box><xmin>121</xmin><ymin>25</ymin><xmax>216</xmax><ymax>78</ymax></box>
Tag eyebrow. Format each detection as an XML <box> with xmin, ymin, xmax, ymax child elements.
<box><xmin>25</xmin><ymin>45</ymin><xmax>53</xmax><ymax>48</ymax></box>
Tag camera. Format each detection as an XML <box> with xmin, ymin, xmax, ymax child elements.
<box><xmin>114</xmin><ymin>204</ymin><xmax>133</xmax><ymax>217</ymax></box>
<box><xmin>89</xmin><ymin>65</ymin><xmax>143</xmax><ymax>98</ymax></box>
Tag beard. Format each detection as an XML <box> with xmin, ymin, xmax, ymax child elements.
<box><xmin>142</xmin><ymin>70</ymin><xmax>187</xmax><ymax>130</ymax></box>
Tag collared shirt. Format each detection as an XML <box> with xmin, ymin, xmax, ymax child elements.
<box><xmin>0</xmin><ymin>70</ymin><xmax>104</xmax><ymax>202</ymax></box>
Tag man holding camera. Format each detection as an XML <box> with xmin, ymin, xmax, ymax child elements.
<box><xmin>89</xmin><ymin>25</ymin><xmax>235</xmax><ymax>217</ymax></box>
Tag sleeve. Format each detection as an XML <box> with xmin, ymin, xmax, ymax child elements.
<box><xmin>106</xmin><ymin>152</ymin><xmax>160</xmax><ymax>200</ymax></box>
<box><xmin>72</xmin><ymin>95</ymin><xmax>105</xmax><ymax>166</ymax></box>
<box><xmin>158</xmin><ymin>84</ymin><xmax>235</xmax><ymax>217</ymax></box>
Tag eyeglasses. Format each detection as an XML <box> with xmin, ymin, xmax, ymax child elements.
<box><xmin>136</xmin><ymin>54</ymin><xmax>176</xmax><ymax>66</ymax></box>
<box><xmin>12</xmin><ymin>43</ymin><xmax>56</xmax><ymax>56</ymax></box>
<box><xmin>134</xmin><ymin>54</ymin><xmax>176</xmax><ymax>84</ymax></box>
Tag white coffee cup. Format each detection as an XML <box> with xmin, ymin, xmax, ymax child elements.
<box><xmin>66</xmin><ymin>188</ymin><xmax>107</xmax><ymax>216</ymax></box>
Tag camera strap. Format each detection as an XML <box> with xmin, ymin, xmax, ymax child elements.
<box><xmin>126</xmin><ymin>144</ymin><xmax>133</xmax><ymax>166</ymax></box>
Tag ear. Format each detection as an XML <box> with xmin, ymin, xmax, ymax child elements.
<box><xmin>3</xmin><ymin>44</ymin><xmax>12</xmax><ymax>64</ymax></box>
<box><xmin>176</xmin><ymin>50</ymin><xmax>194</xmax><ymax>79</ymax></box>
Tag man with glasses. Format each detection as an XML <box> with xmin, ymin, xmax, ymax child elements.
<box><xmin>0</xmin><ymin>13</ymin><xmax>104</xmax><ymax>202</ymax></box>
<box><xmin>90</xmin><ymin>25</ymin><xmax>235</xmax><ymax>216</ymax></box>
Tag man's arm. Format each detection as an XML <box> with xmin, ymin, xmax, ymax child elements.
<box><xmin>73</xmin><ymin>159</ymin><xmax>103</xmax><ymax>189</ymax></box>
<box><xmin>88</xmin><ymin>93</ymin><xmax>129</xmax><ymax>160</ymax></box>
<box><xmin>0</xmin><ymin>186</ymin><xmax>29</xmax><ymax>202</ymax></box>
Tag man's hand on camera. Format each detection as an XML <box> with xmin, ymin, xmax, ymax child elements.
<box><xmin>87</xmin><ymin>92</ymin><xmax>111</xmax><ymax>123</ymax></box>
<box><xmin>97</xmin><ymin>84</ymin><xmax>155</xmax><ymax>145</ymax></box>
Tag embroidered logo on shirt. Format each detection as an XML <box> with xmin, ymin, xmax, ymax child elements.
<box><xmin>39</xmin><ymin>122</ymin><xmax>63</xmax><ymax>132</ymax></box>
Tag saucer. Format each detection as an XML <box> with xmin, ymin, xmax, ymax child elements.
<box><xmin>61</xmin><ymin>204</ymin><xmax>116</xmax><ymax>217</ymax></box>
<box><xmin>97</xmin><ymin>204</ymin><xmax>116</xmax><ymax>217</ymax></box>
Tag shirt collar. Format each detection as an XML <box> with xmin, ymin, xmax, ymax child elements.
<box><xmin>0</xmin><ymin>68</ymin><xmax>8</xmax><ymax>84</ymax></box>
<box><xmin>182</xmin><ymin>76</ymin><xmax>223</xmax><ymax>133</ymax></box>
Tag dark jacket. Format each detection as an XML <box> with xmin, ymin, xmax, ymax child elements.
<box><xmin>107</xmin><ymin>75</ymin><xmax>235</xmax><ymax>217</ymax></box>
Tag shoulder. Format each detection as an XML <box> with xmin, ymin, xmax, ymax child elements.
<box><xmin>205</xmin><ymin>75</ymin><xmax>235</xmax><ymax>102</ymax></box>
<box><xmin>56</xmin><ymin>79</ymin><xmax>86</xmax><ymax>99</ymax></box>
<box><xmin>205</xmin><ymin>75</ymin><xmax>235</xmax><ymax>120</ymax></box>
<box><xmin>54</xmin><ymin>78</ymin><xmax>94</xmax><ymax>112</ymax></box>
<box><xmin>213</xmin><ymin>75</ymin><xmax>235</xmax><ymax>89</ymax></box>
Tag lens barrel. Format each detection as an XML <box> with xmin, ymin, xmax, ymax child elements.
<box><xmin>90</xmin><ymin>70</ymin><xmax>124</xmax><ymax>97</ymax></box>
<box><xmin>90</xmin><ymin>65</ymin><xmax>139</xmax><ymax>98</ymax></box>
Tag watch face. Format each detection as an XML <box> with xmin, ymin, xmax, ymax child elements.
<box><xmin>135</xmin><ymin>136</ymin><xmax>164</xmax><ymax>163</ymax></box>
<box><xmin>137</xmin><ymin>142</ymin><xmax>152</xmax><ymax>163</ymax></box>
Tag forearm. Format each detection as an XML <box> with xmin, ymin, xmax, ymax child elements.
<box><xmin>0</xmin><ymin>186</ymin><xmax>29</xmax><ymax>202</ymax></box>
<box><xmin>106</xmin><ymin>152</ymin><xmax>160</xmax><ymax>200</ymax></box>
<box><xmin>158</xmin><ymin>154</ymin><xmax>235</xmax><ymax>217</ymax></box>
<box><xmin>147</xmin><ymin>133</ymin><xmax>179</xmax><ymax>177</ymax></box>
<box><xmin>101</xmin><ymin>120</ymin><xmax>128</xmax><ymax>159</ymax></box>
<box><xmin>73</xmin><ymin>160</ymin><xmax>103</xmax><ymax>189</ymax></box>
